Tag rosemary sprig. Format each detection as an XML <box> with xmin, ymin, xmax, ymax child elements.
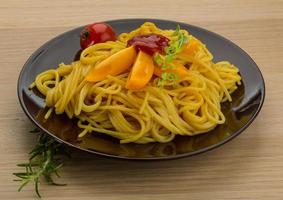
<box><xmin>13</xmin><ymin>132</ymin><xmax>69</xmax><ymax>197</ymax></box>
<box><xmin>154</xmin><ymin>24</ymin><xmax>188</xmax><ymax>87</ymax></box>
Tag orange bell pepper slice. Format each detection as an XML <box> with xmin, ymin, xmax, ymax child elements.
<box><xmin>154</xmin><ymin>61</ymin><xmax>189</xmax><ymax>79</ymax></box>
<box><xmin>85</xmin><ymin>46</ymin><xmax>137</xmax><ymax>82</ymax></box>
<box><xmin>126</xmin><ymin>51</ymin><xmax>155</xmax><ymax>90</ymax></box>
<box><xmin>179</xmin><ymin>37</ymin><xmax>201</xmax><ymax>55</ymax></box>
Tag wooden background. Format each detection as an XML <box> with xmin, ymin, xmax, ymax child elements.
<box><xmin>0</xmin><ymin>0</ymin><xmax>282</xmax><ymax>199</ymax></box>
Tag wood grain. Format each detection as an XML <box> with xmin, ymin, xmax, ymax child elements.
<box><xmin>0</xmin><ymin>0</ymin><xmax>282</xmax><ymax>199</ymax></box>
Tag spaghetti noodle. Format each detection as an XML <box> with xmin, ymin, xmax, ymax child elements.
<box><xmin>30</xmin><ymin>22</ymin><xmax>241</xmax><ymax>144</ymax></box>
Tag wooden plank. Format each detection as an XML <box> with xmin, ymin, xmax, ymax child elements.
<box><xmin>0</xmin><ymin>0</ymin><xmax>282</xmax><ymax>199</ymax></box>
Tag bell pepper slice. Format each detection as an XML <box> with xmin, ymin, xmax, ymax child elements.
<box><xmin>126</xmin><ymin>51</ymin><xmax>155</xmax><ymax>90</ymax></box>
<box><xmin>154</xmin><ymin>61</ymin><xmax>189</xmax><ymax>79</ymax></box>
<box><xmin>85</xmin><ymin>46</ymin><xmax>137</xmax><ymax>82</ymax></box>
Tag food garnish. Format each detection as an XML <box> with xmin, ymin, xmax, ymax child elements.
<box><xmin>80</xmin><ymin>22</ymin><xmax>116</xmax><ymax>50</ymax></box>
<box><xmin>14</xmin><ymin>132</ymin><xmax>68</xmax><ymax>197</ymax></box>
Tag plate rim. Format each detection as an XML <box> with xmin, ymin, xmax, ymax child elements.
<box><xmin>17</xmin><ymin>18</ymin><xmax>266</xmax><ymax>160</ymax></box>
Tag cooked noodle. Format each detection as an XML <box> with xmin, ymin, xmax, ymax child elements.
<box><xmin>30</xmin><ymin>22</ymin><xmax>241</xmax><ymax>144</ymax></box>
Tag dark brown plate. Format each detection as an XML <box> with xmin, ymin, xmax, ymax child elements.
<box><xmin>17</xmin><ymin>19</ymin><xmax>265</xmax><ymax>160</ymax></box>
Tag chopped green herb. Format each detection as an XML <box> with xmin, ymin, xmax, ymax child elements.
<box><xmin>173</xmin><ymin>24</ymin><xmax>181</xmax><ymax>36</ymax></box>
<box><xmin>167</xmin><ymin>73</ymin><xmax>180</xmax><ymax>81</ymax></box>
<box><xmin>157</xmin><ymin>72</ymin><xmax>180</xmax><ymax>87</ymax></box>
<box><xmin>157</xmin><ymin>78</ymin><xmax>165</xmax><ymax>87</ymax></box>
<box><xmin>161</xmin><ymin>64</ymin><xmax>170</xmax><ymax>70</ymax></box>
<box><xmin>154</xmin><ymin>24</ymin><xmax>188</xmax><ymax>87</ymax></box>
<box><xmin>165</xmin><ymin>54</ymin><xmax>175</xmax><ymax>63</ymax></box>
<box><xmin>153</xmin><ymin>54</ymin><xmax>163</xmax><ymax>66</ymax></box>
<box><xmin>161</xmin><ymin>72</ymin><xmax>169</xmax><ymax>80</ymax></box>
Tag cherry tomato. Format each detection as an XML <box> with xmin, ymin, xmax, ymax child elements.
<box><xmin>80</xmin><ymin>22</ymin><xmax>116</xmax><ymax>50</ymax></box>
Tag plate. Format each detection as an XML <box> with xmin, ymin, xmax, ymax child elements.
<box><xmin>17</xmin><ymin>19</ymin><xmax>265</xmax><ymax>160</ymax></box>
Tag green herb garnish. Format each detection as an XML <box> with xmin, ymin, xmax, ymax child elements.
<box><xmin>157</xmin><ymin>72</ymin><xmax>180</xmax><ymax>87</ymax></box>
<box><xmin>29</xmin><ymin>127</ymin><xmax>40</xmax><ymax>133</ymax></box>
<box><xmin>154</xmin><ymin>53</ymin><xmax>163</xmax><ymax>66</ymax></box>
<box><xmin>154</xmin><ymin>25</ymin><xmax>188</xmax><ymax>86</ymax></box>
<box><xmin>13</xmin><ymin>132</ymin><xmax>68</xmax><ymax>197</ymax></box>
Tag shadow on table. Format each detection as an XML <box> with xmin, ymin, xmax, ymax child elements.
<box><xmin>61</xmin><ymin>119</ymin><xmax>262</xmax><ymax>195</ymax></box>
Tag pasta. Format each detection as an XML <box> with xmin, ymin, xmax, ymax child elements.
<box><xmin>30</xmin><ymin>22</ymin><xmax>241</xmax><ymax>144</ymax></box>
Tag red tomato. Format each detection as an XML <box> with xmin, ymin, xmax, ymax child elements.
<box><xmin>80</xmin><ymin>23</ymin><xmax>116</xmax><ymax>50</ymax></box>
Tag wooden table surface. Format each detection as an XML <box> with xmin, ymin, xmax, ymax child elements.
<box><xmin>1</xmin><ymin>0</ymin><xmax>283</xmax><ymax>199</ymax></box>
